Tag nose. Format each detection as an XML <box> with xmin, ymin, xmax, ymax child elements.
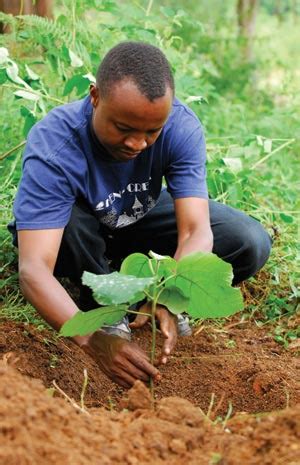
<box><xmin>124</xmin><ymin>135</ymin><xmax>147</xmax><ymax>152</ymax></box>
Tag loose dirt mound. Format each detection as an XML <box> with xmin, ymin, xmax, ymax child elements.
<box><xmin>1</xmin><ymin>363</ymin><xmax>299</xmax><ymax>465</ymax></box>
<box><xmin>0</xmin><ymin>320</ymin><xmax>299</xmax><ymax>415</ymax></box>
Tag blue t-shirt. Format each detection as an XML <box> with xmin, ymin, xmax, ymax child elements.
<box><xmin>13</xmin><ymin>96</ymin><xmax>208</xmax><ymax>231</ymax></box>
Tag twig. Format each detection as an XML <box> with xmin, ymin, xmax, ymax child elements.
<box><xmin>146</xmin><ymin>0</ymin><xmax>154</xmax><ymax>16</ymax></box>
<box><xmin>211</xmin><ymin>392</ymin><xmax>225</xmax><ymax>420</ymax></box>
<box><xmin>206</xmin><ymin>392</ymin><xmax>215</xmax><ymax>420</ymax></box>
<box><xmin>52</xmin><ymin>380</ymin><xmax>90</xmax><ymax>415</ymax></box>
<box><xmin>19</xmin><ymin>0</ymin><xmax>24</xmax><ymax>15</ymax></box>
<box><xmin>221</xmin><ymin>402</ymin><xmax>233</xmax><ymax>430</ymax></box>
<box><xmin>1</xmin><ymin>83</ymin><xmax>66</xmax><ymax>105</ymax></box>
<box><xmin>80</xmin><ymin>368</ymin><xmax>88</xmax><ymax>411</ymax></box>
<box><xmin>251</xmin><ymin>139</ymin><xmax>295</xmax><ymax>169</ymax></box>
<box><xmin>0</xmin><ymin>140</ymin><xmax>26</xmax><ymax>161</ymax></box>
<box><xmin>71</xmin><ymin>0</ymin><xmax>76</xmax><ymax>49</ymax></box>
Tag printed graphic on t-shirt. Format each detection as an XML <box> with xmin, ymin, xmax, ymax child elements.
<box><xmin>94</xmin><ymin>179</ymin><xmax>157</xmax><ymax>228</ymax></box>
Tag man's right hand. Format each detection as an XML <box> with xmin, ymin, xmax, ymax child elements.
<box><xmin>81</xmin><ymin>331</ymin><xmax>161</xmax><ymax>388</ymax></box>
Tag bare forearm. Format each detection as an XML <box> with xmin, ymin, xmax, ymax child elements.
<box><xmin>19</xmin><ymin>264</ymin><xmax>89</xmax><ymax>346</ymax></box>
<box><xmin>174</xmin><ymin>228</ymin><xmax>213</xmax><ymax>260</ymax></box>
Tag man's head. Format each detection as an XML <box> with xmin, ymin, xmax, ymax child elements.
<box><xmin>90</xmin><ymin>42</ymin><xmax>174</xmax><ymax>162</ymax></box>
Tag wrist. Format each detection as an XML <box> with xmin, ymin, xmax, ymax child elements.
<box><xmin>72</xmin><ymin>333</ymin><xmax>93</xmax><ymax>348</ymax></box>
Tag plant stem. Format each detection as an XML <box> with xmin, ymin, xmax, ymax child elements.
<box><xmin>150</xmin><ymin>299</ymin><xmax>157</xmax><ymax>365</ymax></box>
<box><xmin>149</xmin><ymin>296</ymin><xmax>157</xmax><ymax>399</ymax></box>
<box><xmin>19</xmin><ymin>0</ymin><xmax>24</xmax><ymax>15</ymax></box>
<box><xmin>80</xmin><ymin>368</ymin><xmax>88</xmax><ymax>411</ymax></box>
<box><xmin>146</xmin><ymin>0</ymin><xmax>154</xmax><ymax>16</ymax></box>
<box><xmin>251</xmin><ymin>139</ymin><xmax>295</xmax><ymax>169</ymax></box>
<box><xmin>0</xmin><ymin>140</ymin><xmax>26</xmax><ymax>161</ymax></box>
<box><xmin>2</xmin><ymin>83</ymin><xmax>66</xmax><ymax>105</ymax></box>
<box><xmin>71</xmin><ymin>0</ymin><xmax>76</xmax><ymax>49</ymax></box>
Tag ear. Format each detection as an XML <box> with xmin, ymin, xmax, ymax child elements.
<box><xmin>89</xmin><ymin>84</ymin><xmax>100</xmax><ymax>108</ymax></box>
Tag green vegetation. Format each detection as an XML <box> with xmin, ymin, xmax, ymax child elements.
<box><xmin>0</xmin><ymin>1</ymin><xmax>299</xmax><ymax>342</ymax></box>
<box><xmin>60</xmin><ymin>251</ymin><xmax>243</xmax><ymax>362</ymax></box>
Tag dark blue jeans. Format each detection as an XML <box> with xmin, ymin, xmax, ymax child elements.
<box><xmin>54</xmin><ymin>190</ymin><xmax>272</xmax><ymax>307</ymax></box>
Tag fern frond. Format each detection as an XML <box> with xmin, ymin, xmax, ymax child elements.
<box><xmin>0</xmin><ymin>12</ymin><xmax>17</xmax><ymax>26</ymax></box>
<box><xmin>16</xmin><ymin>14</ymin><xmax>73</xmax><ymax>48</ymax></box>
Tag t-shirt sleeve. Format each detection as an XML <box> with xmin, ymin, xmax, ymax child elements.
<box><xmin>14</xmin><ymin>155</ymin><xmax>75</xmax><ymax>230</ymax></box>
<box><xmin>164</xmin><ymin>110</ymin><xmax>208</xmax><ymax>200</ymax></box>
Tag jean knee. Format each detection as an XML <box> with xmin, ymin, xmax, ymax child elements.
<box><xmin>245</xmin><ymin>221</ymin><xmax>272</xmax><ymax>274</ymax></box>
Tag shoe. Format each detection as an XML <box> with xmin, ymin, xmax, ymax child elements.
<box><xmin>101</xmin><ymin>313</ymin><xmax>192</xmax><ymax>340</ymax></box>
<box><xmin>177</xmin><ymin>314</ymin><xmax>192</xmax><ymax>336</ymax></box>
<box><xmin>102</xmin><ymin>315</ymin><xmax>131</xmax><ymax>341</ymax></box>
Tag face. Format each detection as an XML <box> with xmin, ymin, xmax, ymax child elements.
<box><xmin>89</xmin><ymin>79</ymin><xmax>173</xmax><ymax>162</ymax></box>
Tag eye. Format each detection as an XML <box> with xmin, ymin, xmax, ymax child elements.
<box><xmin>116</xmin><ymin>125</ymin><xmax>131</xmax><ymax>133</ymax></box>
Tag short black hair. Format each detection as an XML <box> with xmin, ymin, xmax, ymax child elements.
<box><xmin>96</xmin><ymin>41</ymin><xmax>174</xmax><ymax>101</ymax></box>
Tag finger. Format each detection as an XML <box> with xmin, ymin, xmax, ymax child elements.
<box><xmin>120</xmin><ymin>342</ymin><xmax>161</xmax><ymax>381</ymax></box>
<box><xmin>118</xmin><ymin>361</ymin><xmax>152</xmax><ymax>383</ymax></box>
<box><xmin>129</xmin><ymin>313</ymin><xmax>149</xmax><ymax>329</ymax></box>
<box><xmin>117</xmin><ymin>369</ymin><xmax>139</xmax><ymax>387</ymax></box>
<box><xmin>159</xmin><ymin>316</ymin><xmax>177</xmax><ymax>365</ymax></box>
<box><xmin>113</xmin><ymin>375</ymin><xmax>132</xmax><ymax>389</ymax></box>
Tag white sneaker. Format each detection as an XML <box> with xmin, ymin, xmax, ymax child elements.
<box><xmin>102</xmin><ymin>313</ymin><xmax>192</xmax><ymax>340</ymax></box>
<box><xmin>102</xmin><ymin>316</ymin><xmax>131</xmax><ymax>340</ymax></box>
<box><xmin>177</xmin><ymin>314</ymin><xmax>192</xmax><ymax>336</ymax></box>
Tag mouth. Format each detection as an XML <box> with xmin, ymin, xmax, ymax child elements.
<box><xmin>119</xmin><ymin>150</ymin><xmax>141</xmax><ymax>159</ymax></box>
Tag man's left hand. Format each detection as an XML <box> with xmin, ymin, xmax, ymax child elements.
<box><xmin>129</xmin><ymin>302</ymin><xmax>178</xmax><ymax>365</ymax></box>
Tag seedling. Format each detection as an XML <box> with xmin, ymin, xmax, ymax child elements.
<box><xmin>60</xmin><ymin>251</ymin><xmax>243</xmax><ymax>389</ymax></box>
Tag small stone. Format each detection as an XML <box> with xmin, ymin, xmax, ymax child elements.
<box><xmin>169</xmin><ymin>438</ymin><xmax>186</xmax><ymax>454</ymax></box>
<box><xmin>123</xmin><ymin>381</ymin><xmax>152</xmax><ymax>411</ymax></box>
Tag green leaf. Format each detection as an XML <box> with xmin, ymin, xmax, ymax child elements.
<box><xmin>185</xmin><ymin>95</ymin><xmax>207</xmax><ymax>104</ymax></box>
<box><xmin>25</xmin><ymin>64</ymin><xmax>40</xmax><ymax>81</ymax></box>
<box><xmin>222</xmin><ymin>157</ymin><xmax>243</xmax><ymax>172</ymax></box>
<box><xmin>280</xmin><ymin>213</ymin><xmax>294</xmax><ymax>223</ymax></box>
<box><xmin>6</xmin><ymin>61</ymin><xmax>31</xmax><ymax>89</ymax></box>
<box><xmin>60</xmin><ymin>305</ymin><xmax>127</xmax><ymax>337</ymax></box>
<box><xmin>0</xmin><ymin>69</ymin><xmax>7</xmax><ymax>84</ymax></box>
<box><xmin>82</xmin><ymin>271</ymin><xmax>155</xmax><ymax>305</ymax></box>
<box><xmin>63</xmin><ymin>74</ymin><xmax>90</xmax><ymax>96</ymax></box>
<box><xmin>157</xmin><ymin>286</ymin><xmax>189</xmax><ymax>315</ymax></box>
<box><xmin>149</xmin><ymin>250</ymin><xmax>170</xmax><ymax>261</ymax></box>
<box><xmin>120</xmin><ymin>253</ymin><xmax>153</xmax><ymax>278</ymax></box>
<box><xmin>14</xmin><ymin>90</ymin><xmax>39</xmax><ymax>101</ymax></box>
<box><xmin>120</xmin><ymin>252</ymin><xmax>176</xmax><ymax>282</ymax></box>
<box><xmin>69</xmin><ymin>49</ymin><xmax>83</xmax><ymax>68</ymax></box>
<box><xmin>165</xmin><ymin>252</ymin><xmax>243</xmax><ymax>319</ymax></box>
<box><xmin>83</xmin><ymin>72</ymin><xmax>96</xmax><ymax>83</ymax></box>
<box><xmin>0</xmin><ymin>47</ymin><xmax>9</xmax><ymax>65</ymax></box>
<box><xmin>263</xmin><ymin>139</ymin><xmax>272</xmax><ymax>153</ymax></box>
<box><xmin>20</xmin><ymin>106</ymin><xmax>37</xmax><ymax>136</ymax></box>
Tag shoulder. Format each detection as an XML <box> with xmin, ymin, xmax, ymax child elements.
<box><xmin>161</xmin><ymin>97</ymin><xmax>204</xmax><ymax>148</ymax></box>
<box><xmin>26</xmin><ymin>96</ymin><xmax>91</xmax><ymax>160</ymax></box>
<box><xmin>163</xmin><ymin>97</ymin><xmax>204</xmax><ymax>137</ymax></box>
<box><xmin>169</xmin><ymin>97</ymin><xmax>202</xmax><ymax>124</ymax></box>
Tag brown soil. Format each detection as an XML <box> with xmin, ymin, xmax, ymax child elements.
<box><xmin>1</xmin><ymin>362</ymin><xmax>300</xmax><ymax>465</ymax></box>
<box><xmin>1</xmin><ymin>319</ymin><xmax>300</xmax><ymax>464</ymax></box>
<box><xmin>0</xmin><ymin>320</ymin><xmax>299</xmax><ymax>415</ymax></box>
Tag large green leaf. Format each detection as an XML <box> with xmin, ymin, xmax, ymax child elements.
<box><xmin>165</xmin><ymin>252</ymin><xmax>243</xmax><ymax>318</ymax></box>
<box><xmin>120</xmin><ymin>251</ymin><xmax>176</xmax><ymax>281</ymax></box>
<box><xmin>157</xmin><ymin>286</ymin><xmax>189</xmax><ymax>315</ymax></box>
<box><xmin>60</xmin><ymin>305</ymin><xmax>127</xmax><ymax>337</ymax></box>
<box><xmin>120</xmin><ymin>253</ymin><xmax>153</xmax><ymax>277</ymax></box>
<box><xmin>82</xmin><ymin>271</ymin><xmax>155</xmax><ymax>305</ymax></box>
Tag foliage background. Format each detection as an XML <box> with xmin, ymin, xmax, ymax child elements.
<box><xmin>0</xmin><ymin>0</ymin><xmax>299</xmax><ymax>340</ymax></box>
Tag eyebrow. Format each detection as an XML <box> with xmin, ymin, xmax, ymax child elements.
<box><xmin>116</xmin><ymin>122</ymin><xmax>163</xmax><ymax>132</ymax></box>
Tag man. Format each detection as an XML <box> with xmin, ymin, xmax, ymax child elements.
<box><xmin>9</xmin><ymin>42</ymin><xmax>271</xmax><ymax>388</ymax></box>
